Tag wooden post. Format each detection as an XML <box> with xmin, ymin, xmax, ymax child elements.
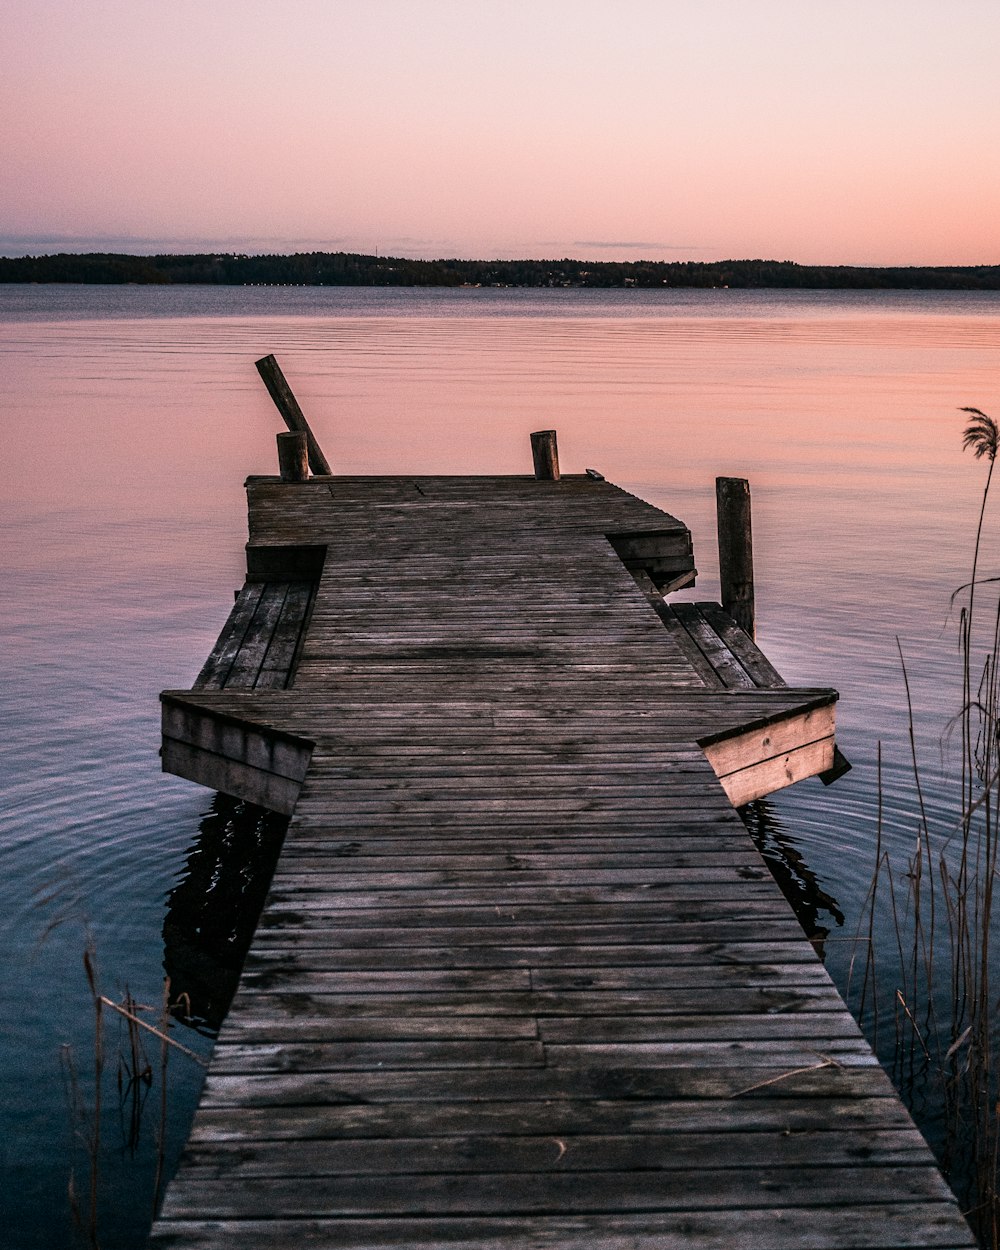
<box><xmin>530</xmin><ymin>430</ymin><xmax>560</xmax><ymax>481</ymax></box>
<box><xmin>277</xmin><ymin>431</ymin><xmax>309</xmax><ymax>482</ymax></box>
<box><xmin>254</xmin><ymin>354</ymin><xmax>333</xmax><ymax>476</ymax></box>
<box><xmin>716</xmin><ymin>476</ymin><xmax>755</xmax><ymax>640</ymax></box>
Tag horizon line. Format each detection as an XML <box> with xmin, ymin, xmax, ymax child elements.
<box><xmin>1</xmin><ymin>243</ymin><xmax>999</xmax><ymax>271</ymax></box>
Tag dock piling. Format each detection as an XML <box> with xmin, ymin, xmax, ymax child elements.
<box><xmin>530</xmin><ymin>429</ymin><xmax>560</xmax><ymax>480</ymax></box>
<box><xmin>277</xmin><ymin>430</ymin><xmax>309</xmax><ymax>481</ymax></box>
<box><xmin>255</xmin><ymin>353</ymin><xmax>333</xmax><ymax>475</ymax></box>
<box><xmin>716</xmin><ymin>476</ymin><xmax>755</xmax><ymax>639</ymax></box>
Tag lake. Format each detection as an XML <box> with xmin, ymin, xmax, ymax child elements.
<box><xmin>3</xmin><ymin>284</ymin><xmax>999</xmax><ymax>1246</ymax></box>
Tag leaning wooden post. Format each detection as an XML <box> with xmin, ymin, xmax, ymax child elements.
<box><xmin>254</xmin><ymin>354</ymin><xmax>333</xmax><ymax>476</ymax></box>
<box><xmin>716</xmin><ymin>476</ymin><xmax>755</xmax><ymax>640</ymax></box>
<box><xmin>530</xmin><ymin>430</ymin><xmax>560</xmax><ymax>481</ymax></box>
<box><xmin>277</xmin><ymin>430</ymin><xmax>309</xmax><ymax>482</ymax></box>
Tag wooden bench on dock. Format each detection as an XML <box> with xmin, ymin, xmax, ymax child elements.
<box><xmin>150</xmin><ymin>412</ymin><xmax>972</xmax><ymax>1248</ymax></box>
<box><xmin>194</xmin><ymin>579</ymin><xmax>317</xmax><ymax>693</ymax></box>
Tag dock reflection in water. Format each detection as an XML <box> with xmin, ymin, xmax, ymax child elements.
<box><xmin>163</xmin><ymin>795</ymin><xmax>288</xmax><ymax>1035</ymax></box>
<box><xmin>740</xmin><ymin>797</ymin><xmax>844</xmax><ymax>958</ymax></box>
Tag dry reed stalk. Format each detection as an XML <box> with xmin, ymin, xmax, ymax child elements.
<box><xmin>115</xmin><ymin>986</ymin><xmax>152</xmax><ymax>1156</ymax></box>
<box><xmin>98</xmin><ymin>996</ymin><xmax>207</xmax><ymax>1067</ymax></box>
<box><xmin>847</xmin><ymin>410</ymin><xmax>1000</xmax><ymax>1245</ymax></box>
<box><xmin>59</xmin><ymin>1042</ymin><xmax>86</xmax><ymax>1241</ymax></box>
<box><xmin>152</xmin><ymin>977</ymin><xmax>171</xmax><ymax>1216</ymax></box>
<box><xmin>731</xmin><ymin>1054</ymin><xmax>839</xmax><ymax>1098</ymax></box>
<box><xmin>82</xmin><ymin>945</ymin><xmax>102</xmax><ymax>1250</ymax></box>
<box><xmin>846</xmin><ymin>741</ymin><xmax>883</xmax><ymax>1041</ymax></box>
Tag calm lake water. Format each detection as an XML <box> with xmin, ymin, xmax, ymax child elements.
<box><xmin>3</xmin><ymin>284</ymin><xmax>1000</xmax><ymax>1246</ymax></box>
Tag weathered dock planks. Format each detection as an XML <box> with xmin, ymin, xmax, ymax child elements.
<box><xmin>151</xmin><ymin>470</ymin><xmax>974</xmax><ymax>1248</ymax></box>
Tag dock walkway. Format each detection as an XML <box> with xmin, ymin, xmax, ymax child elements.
<box><xmin>152</xmin><ymin>473</ymin><xmax>974</xmax><ymax>1248</ymax></box>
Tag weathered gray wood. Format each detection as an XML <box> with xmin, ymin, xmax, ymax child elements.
<box><xmin>259</xmin><ymin>899</ymin><xmax>796</xmax><ymax>927</ymax></box>
<box><xmin>606</xmin><ymin>530</ymin><xmax>696</xmax><ymax>590</ymax></box>
<box><xmin>277</xmin><ymin>430</ymin><xmax>309</xmax><ymax>481</ymax></box>
<box><xmin>697</xmin><ymin>601</ymin><xmax>785</xmax><ymax>687</ymax></box>
<box><xmin>186</xmin><ymin>1094</ymin><xmax>916</xmax><ymax>1142</ymax></box>
<box><xmin>716</xmin><ymin>475</ymin><xmax>755</xmax><ymax>639</ymax></box>
<box><xmin>246</xmin><ymin>919</ymin><xmax>810</xmax><ymax>947</ymax></box>
<box><xmin>233</xmin><ymin>964</ymin><xmax>836</xmax><ymax>995</ymax></box>
<box><xmin>152</xmin><ymin>468</ymin><xmax>973</xmax><ymax>1249</ymax></box>
<box><xmin>209</xmin><ymin>1038</ymin><xmax>547</xmax><ymax>1072</ymax></box>
<box><xmin>627</xmin><ymin>570</ymin><xmax>719</xmax><ymax>686</ymax></box>
<box><xmin>219</xmin><ymin>990</ymin><xmax>847</xmax><ymax>1038</ymax></box>
<box><xmin>160</xmin><ymin>698</ymin><xmax>311</xmax><ymax>779</ymax></box>
<box><xmin>156</xmin><ymin>1163</ymin><xmax>957</xmax><ymax>1218</ymax></box>
<box><xmin>240</xmin><ymin>938</ymin><xmax>822</xmax><ymax>971</ymax></box>
<box><xmin>276</xmin><ymin>850</ymin><xmax>766</xmax><ymax>871</ymax></box>
<box><xmin>194</xmin><ymin>1061</ymin><xmax>904</xmax><ymax>1107</ymax></box>
<box><xmin>193</xmin><ymin>582</ymin><xmax>264</xmax><ymax>689</ymax></box>
<box><xmin>257</xmin><ymin>581</ymin><xmax>314</xmax><ymax>688</ymax></box>
<box><xmin>255</xmin><ymin>354</ymin><xmax>333</xmax><ymax>475</ymax></box>
<box><xmin>146</xmin><ymin>1210</ymin><xmax>980</xmax><ymax>1250</ymax></box>
<box><xmin>176</xmin><ymin>1128</ymin><xmax>935</xmax><ymax>1182</ymax></box>
<box><xmin>530</xmin><ymin>429</ymin><xmax>560</xmax><ymax>480</ymax></box>
<box><xmin>161</xmin><ymin>739</ymin><xmax>303</xmax><ymax>816</ymax></box>
<box><xmin>226</xmin><ymin>583</ymin><xmax>288</xmax><ymax>687</ymax></box>
<box><xmin>671</xmin><ymin>602</ymin><xmax>756</xmax><ymax>688</ymax></box>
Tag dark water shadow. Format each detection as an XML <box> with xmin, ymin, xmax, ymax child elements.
<box><xmin>162</xmin><ymin>794</ymin><xmax>289</xmax><ymax>1035</ymax></box>
<box><xmin>739</xmin><ymin>798</ymin><xmax>845</xmax><ymax>958</ymax></box>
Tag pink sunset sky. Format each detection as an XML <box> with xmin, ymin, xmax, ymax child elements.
<box><xmin>2</xmin><ymin>0</ymin><xmax>999</xmax><ymax>265</ymax></box>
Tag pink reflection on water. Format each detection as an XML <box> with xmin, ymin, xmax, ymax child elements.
<box><xmin>3</xmin><ymin>306</ymin><xmax>996</xmax><ymax>580</ymax></box>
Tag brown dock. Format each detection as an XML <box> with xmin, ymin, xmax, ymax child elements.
<box><xmin>150</xmin><ymin>463</ymin><xmax>974</xmax><ymax>1247</ymax></box>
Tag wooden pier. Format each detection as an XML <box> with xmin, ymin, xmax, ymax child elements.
<box><xmin>151</xmin><ymin>435</ymin><xmax>974</xmax><ymax>1245</ymax></box>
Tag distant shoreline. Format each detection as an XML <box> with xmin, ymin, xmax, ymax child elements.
<box><xmin>2</xmin><ymin>250</ymin><xmax>1000</xmax><ymax>290</ymax></box>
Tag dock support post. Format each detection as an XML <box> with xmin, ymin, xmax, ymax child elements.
<box><xmin>255</xmin><ymin>354</ymin><xmax>333</xmax><ymax>476</ymax></box>
<box><xmin>530</xmin><ymin>430</ymin><xmax>560</xmax><ymax>481</ymax></box>
<box><xmin>277</xmin><ymin>430</ymin><xmax>309</xmax><ymax>482</ymax></box>
<box><xmin>716</xmin><ymin>476</ymin><xmax>755</xmax><ymax>640</ymax></box>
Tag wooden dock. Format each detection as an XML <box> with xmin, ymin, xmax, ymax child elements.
<box><xmin>151</xmin><ymin>465</ymin><xmax>974</xmax><ymax>1248</ymax></box>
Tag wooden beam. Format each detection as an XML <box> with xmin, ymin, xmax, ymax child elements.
<box><xmin>161</xmin><ymin>696</ymin><xmax>313</xmax><ymax>815</ymax></box>
<box><xmin>255</xmin><ymin>354</ymin><xmax>333</xmax><ymax>476</ymax></box>
<box><xmin>161</xmin><ymin>739</ymin><xmax>304</xmax><ymax>816</ymax></box>
<box><xmin>701</xmin><ymin>703</ymin><xmax>836</xmax><ymax>807</ymax></box>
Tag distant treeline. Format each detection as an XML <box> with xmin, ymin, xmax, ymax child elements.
<box><xmin>3</xmin><ymin>250</ymin><xmax>1000</xmax><ymax>289</ymax></box>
